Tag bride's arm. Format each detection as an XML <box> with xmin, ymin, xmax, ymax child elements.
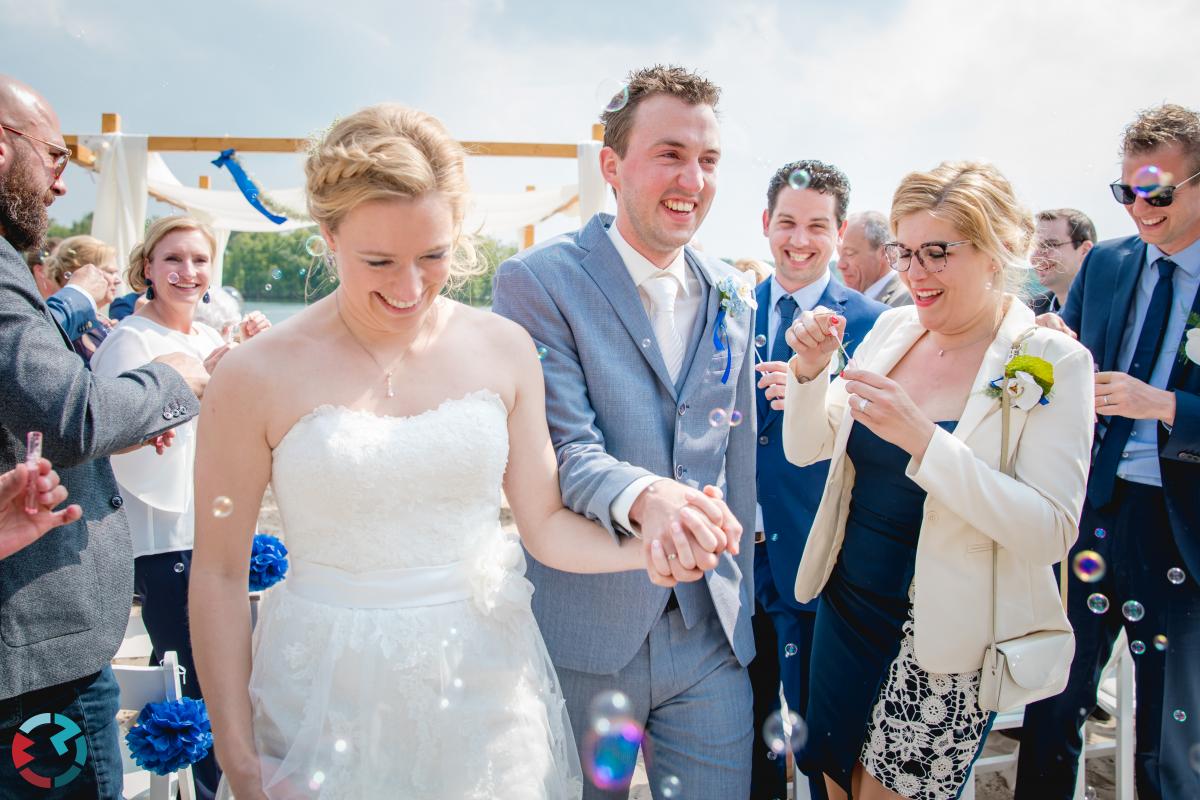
<box><xmin>189</xmin><ymin>345</ymin><xmax>273</xmax><ymax>799</ymax></box>
<box><xmin>501</xmin><ymin>324</ymin><xmax>658</xmax><ymax>579</ymax></box>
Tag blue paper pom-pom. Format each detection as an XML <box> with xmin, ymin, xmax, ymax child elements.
<box><xmin>125</xmin><ymin>697</ymin><xmax>213</xmax><ymax>775</ymax></box>
<box><xmin>249</xmin><ymin>533</ymin><xmax>289</xmax><ymax>591</ymax></box>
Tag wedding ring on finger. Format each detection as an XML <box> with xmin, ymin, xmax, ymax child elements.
<box><xmin>667</xmin><ymin>552</ymin><xmax>677</xmax><ymax>561</ymax></box>
<box><xmin>857</xmin><ymin>396</ymin><xmax>871</xmax><ymax>413</ymax></box>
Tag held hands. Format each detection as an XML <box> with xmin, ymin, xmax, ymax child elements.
<box><xmin>632</xmin><ymin>481</ymin><xmax>742</xmax><ymax>588</ymax></box>
<box><xmin>1095</xmin><ymin>371</ymin><xmax>1176</xmax><ymax>425</ymax></box>
<box><xmin>0</xmin><ymin>459</ymin><xmax>82</xmax><ymax>560</ymax></box>
<box><xmin>785</xmin><ymin>309</ymin><xmax>843</xmax><ymax>381</ymax></box>
<box><xmin>842</xmin><ymin>368</ymin><xmax>937</xmax><ymax>460</ymax></box>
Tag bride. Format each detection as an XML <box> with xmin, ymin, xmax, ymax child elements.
<box><xmin>189</xmin><ymin>105</ymin><xmax>736</xmax><ymax>800</ymax></box>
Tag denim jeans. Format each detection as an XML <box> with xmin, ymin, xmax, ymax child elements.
<box><xmin>0</xmin><ymin>667</ymin><xmax>123</xmax><ymax>799</ymax></box>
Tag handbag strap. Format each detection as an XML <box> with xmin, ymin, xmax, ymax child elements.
<box><xmin>991</xmin><ymin>327</ymin><xmax>1068</xmax><ymax>652</ymax></box>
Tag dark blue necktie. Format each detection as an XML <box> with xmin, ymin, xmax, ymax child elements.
<box><xmin>1087</xmin><ymin>257</ymin><xmax>1177</xmax><ymax>508</ymax></box>
<box><xmin>771</xmin><ymin>294</ymin><xmax>799</xmax><ymax>363</ymax></box>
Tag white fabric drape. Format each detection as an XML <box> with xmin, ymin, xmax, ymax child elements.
<box><xmin>576</xmin><ymin>140</ymin><xmax>610</xmax><ymax>222</ymax></box>
<box><xmin>85</xmin><ymin>134</ymin><xmax>148</xmax><ymax>271</ymax></box>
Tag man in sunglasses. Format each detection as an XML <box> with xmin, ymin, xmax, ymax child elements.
<box><xmin>1030</xmin><ymin>208</ymin><xmax>1096</xmax><ymax>315</ymax></box>
<box><xmin>0</xmin><ymin>75</ymin><xmax>209</xmax><ymax>799</ymax></box>
<box><xmin>1018</xmin><ymin>104</ymin><xmax>1200</xmax><ymax>799</ymax></box>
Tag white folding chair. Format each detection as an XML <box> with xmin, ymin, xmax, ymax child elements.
<box><xmin>114</xmin><ymin>650</ymin><xmax>197</xmax><ymax>800</ymax></box>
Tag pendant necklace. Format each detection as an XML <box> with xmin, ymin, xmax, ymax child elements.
<box><xmin>336</xmin><ymin>292</ymin><xmax>437</xmax><ymax>399</ymax></box>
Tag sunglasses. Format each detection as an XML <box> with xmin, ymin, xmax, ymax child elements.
<box><xmin>1110</xmin><ymin>168</ymin><xmax>1200</xmax><ymax>207</ymax></box>
<box><xmin>0</xmin><ymin>124</ymin><xmax>71</xmax><ymax>179</ymax></box>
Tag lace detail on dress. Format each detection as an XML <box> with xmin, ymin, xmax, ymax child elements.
<box><xmin>860</xmin><ymin>588</ymin><xmax>991</xmax><ymax>799</ymax></box>
<box><xmin>227</xmin><ymin>391</ymin><xmax>583</xmax><ymax>800</ymax></box>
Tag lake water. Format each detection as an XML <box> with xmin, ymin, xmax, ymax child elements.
<box><xmin>244</xmin><ymin>299</ymin><xmax>309</xmax><ymax>324</ymax></box>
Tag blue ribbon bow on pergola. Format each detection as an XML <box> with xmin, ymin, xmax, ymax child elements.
<box><xmin>211</xmin><ymin>149</ymin><xmax>287</xmax><ymax>224</ymax></box>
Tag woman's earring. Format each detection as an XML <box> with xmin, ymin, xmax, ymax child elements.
<box><xmin>145</xmin><ymin>280</ymin><xmax>155</xmax><ymax>300</ymax></box>
<box><xmin>202</xmin><ymin>291</ymin><xmax>211</xmax><ymax>304</ymax></box>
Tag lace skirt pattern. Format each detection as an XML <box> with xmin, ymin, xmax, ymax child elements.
<box><xmin>859</xmin><ymin>612</ymin><xmax>992</xmax><ymax>799</ymax></box>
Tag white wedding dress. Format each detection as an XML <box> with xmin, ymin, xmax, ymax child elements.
<box><xmin>226</xmin><ymin>390</ymin><xmax>582</xmax><ymax>799</ymax></box>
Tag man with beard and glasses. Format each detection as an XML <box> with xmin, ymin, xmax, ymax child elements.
<box><xmin>0</xmin><ymin>75</ymin><xmax>210</xmax><ymax>799</ymax></box>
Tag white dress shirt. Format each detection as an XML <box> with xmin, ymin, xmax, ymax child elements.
<box><xmin>606</xmin><ymin>218</ymin><xmax>704</xmax><ymax>533</ymax></box>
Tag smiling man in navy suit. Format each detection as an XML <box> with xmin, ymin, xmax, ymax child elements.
<box><xmin>1017</xmin><ymin>104</ymin><xmax>1200</xmax><ymax>800</ymax></box>
<box><xmin>748</xmin><ymin>160</ymin><xmax>886</xmax><ymax>798</ymax></box>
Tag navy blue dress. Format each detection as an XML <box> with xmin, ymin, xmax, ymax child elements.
<box><xmin>802</xmin><ymin>421</ymin><xmax>993</xmax><ymax>799</ymax></box>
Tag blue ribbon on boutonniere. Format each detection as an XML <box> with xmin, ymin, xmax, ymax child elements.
<box><xmin>712</xmin><ymin>276</ymin><xmax>757</xmax><ymax>384</ymax></box>
<box><xmin>211</xmin><ymin>149</ymin><xmax>288</xmax><ymax>225</ymax></box>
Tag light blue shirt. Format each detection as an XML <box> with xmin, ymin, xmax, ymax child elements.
<box><xmin>1114</xmin><ymin>238</ymin><xmax>1200</xmax><ymax>487</ymax></box>
<box><xmin>766</xmin><ymin>271</ymin><xmax>832</xmax><ymax>352</ymax></box>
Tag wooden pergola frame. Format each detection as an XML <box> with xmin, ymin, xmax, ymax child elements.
<box><xmin>65</xmin><ymin>113</ymin><xmax>605</xmax><ymax>247</ymax></box>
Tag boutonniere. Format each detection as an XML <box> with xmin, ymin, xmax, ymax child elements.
<box><xmin>985</xmin><ymin>353</ymin><xmax>1054</xmax><ymax>411</ymax></box>
<box><xmin>1177</xmin><ymin>312</ymin><xmax>1200</xmax><ymax>367</ymax></box>
<box><xmin>712</xmin><ymin>275</ymin><xmax>758</xmax><ymax>384</ymax></box>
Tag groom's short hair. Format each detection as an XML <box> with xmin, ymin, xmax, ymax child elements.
<box><xmin>600</xmin><ymin>65</ymin><xmax>721</xmax><ymax>158</ymax></box>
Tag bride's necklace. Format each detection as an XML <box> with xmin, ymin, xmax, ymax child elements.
<box><xmin>335</xmin><ymin>292</ymin><xmax>437</xmax><ymax>399</ymax></box>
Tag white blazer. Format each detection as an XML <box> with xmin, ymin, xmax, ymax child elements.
<box><xmin>782</xmin><ymin>298</ymin><xmax>1094</xmax><ymax>674</ymax></box>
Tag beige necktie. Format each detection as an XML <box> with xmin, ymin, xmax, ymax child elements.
<box><xmin>642</xmin><ymin>274</ymin><xmax>685</xmax><ymax>381</ymax></box>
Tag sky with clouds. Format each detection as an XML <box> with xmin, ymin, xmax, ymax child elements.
<box><xmin>5</xmin><ymin>0</ymin><xmax>1199</xmax><ymax>261</ymax></box>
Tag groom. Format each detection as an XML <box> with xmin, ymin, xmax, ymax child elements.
<box><xmin>493</xmin><ymin>65</ymin><xmax>756</xmax><ymax>798</ymax></box>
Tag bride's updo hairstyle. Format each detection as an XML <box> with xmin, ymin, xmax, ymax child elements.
<box><xmin>889</xmin><ymin>161</ymin><xmax>1035</xmax><ymax>298</ymax></box>
<box><xmin>304</xmin><ymin>104</ymin><xmax>479</xmax><ymax>286</ymax></box>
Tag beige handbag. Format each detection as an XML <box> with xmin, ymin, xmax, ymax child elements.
<box><xmin>978</xmin><ymin>329</ymin><xmax>1075</xmax><ymax>713</ymax></box>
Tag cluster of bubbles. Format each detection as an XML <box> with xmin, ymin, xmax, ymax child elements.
<box><xmin>1132</xmin><ymin>165</ymin><xmax>1171</xmax><ymax>199</ymax></box>
<box><xmin>596</xmin><ymin>79</ymin><xmax>630</xmax><ymax>114</ymax></box>
<box><xmin>787</xmin><ymin>169</ymin><xmax>811</xmax><ymax>191</ymax></box>
<box><xmin>212</xmin><ymin>496</ymin><xmax>233</xmax><ymax>518</ymax></box>
<box><xmin>1072</xmin><ymin>550</ymin><xmax>1105</xmax><ymax>583</ymax></box>
<box><xmin>305</xmin><ymin>234</ymin><xmax>328</xmax><ymax>258</ymax></box>
<box><xmin>708</xmin><ymin>408</ymin><xmax>745</xmax><ymax>428</ymax></box>
<box><xmin>762</xmin><ymin>709</ymin><xmax>808</xmax><ymax>757</ymax></box>
<box><xmin>583</xmin><ymin>690</ymin><xmax>643</xmax><ymax>791</ymax></box>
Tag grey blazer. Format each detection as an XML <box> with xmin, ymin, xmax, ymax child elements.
<box><xmin>0</xmin><ymin>236</ymin><xmax>199</xmax><ymax>699</ymax></box>
<box><xmin>876</xmin><ymin>274</ymin><xmax>914</xmax><ymax>308</ymax></box>
<box><xmin>492</xmin><ymin>214</ymin><xmax>757</xmax><ymax>674</ymax></box>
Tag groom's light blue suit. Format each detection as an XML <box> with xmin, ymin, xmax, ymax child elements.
<box><xmin>493</xmin><ymin>214</ymin><xmax>757</xmax><ymax>798</ymax></box>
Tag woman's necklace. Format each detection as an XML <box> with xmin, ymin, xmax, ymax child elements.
<box><xmin>335</xmin><ymin>292</ymin><xmax>437</xmax><ymax>399</ymax></box>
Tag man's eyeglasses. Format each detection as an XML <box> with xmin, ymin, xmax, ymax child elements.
<box><xmin>883</xmin><ymin>240</ymin><xmax>969</xmax><ymax>273</ymax></box>
<box><xmin>1110</xmin><ymin>169</ymin><xmax>1200</xmax><ymax>208</ymax></box>
<box><xmin>0</xmin><ymin>124</ymin><xmax>71</xmax><ymax>179</ymax></box>
<box><xmin>1033</xmin><ymin>239</ymin><xmax>1083</xmax><ymax>253</ymax></box>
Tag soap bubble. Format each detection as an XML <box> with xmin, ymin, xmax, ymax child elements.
<box><xmin>784</xmin><ymin>643</ymin><xmax>798</xmax><ymax>658</ymax></box>
<box><xmin>1130</xmin><ymin>640</ymin><xmax>1146</xmax><ymax>655</ymax></box>
<box><xmin>729</xmin><ymin>409</ymin><xmax>744</xmax><ymax>427</ymax></box>
<box><xmin>263</xmin><ymin>283</ymin><xmax>273</xmax><ymax>292</ymax></box>
<box><xmin>1084</xmin><ymin>788</ymin><xmax>1097</xmax><ymax>800</ymax></box>
<box><xmin>709</xmin><ymin>408</ymin><xmax>728</xmax><ymax>427</ymax></box>
<box><xmin>1133</xmin><ymin>165</ymin><xmax>1170</xmax><ymax>198</ymax></box>
<box><xmin>754</xmin><ymin>334</ymin><xmax>767</xmax><ymax>348</ymax></box>
<box><xmin>659</xmin><ymin>775</ymin><xmax>683</xmax><ymax>798</ymax></box>
<box><xmin>641</xmin><ymin>338</ymin><xmax>651</xmax><ymax>349</ymax></box>
<box><xmin>583</xmin><ymin>720</ymin><xmax>642</xmax><ymax>791</ymax></box>
<box><xmin>536</xmin><ymin>345</ymin><xmax>548</xmax><ymax>361</ymax></box>
<box><xmin>762</xmin><ymin>709</ymin><xmax>808</xmax><ymax>755</ymax></box>
<box><xmin>308</xmin><ymin>771</ymin><xmax>326</xmax><ymax>791</ymax></box>
<box><xmin>1072</xmin><ymin>550</ymin><xmax>1106</xmax><ymax>583</ymax></box>
<box><xmin>212</xmin><ymin>496</ymin><xmax>233</xmax><ymax>518</ymax></box>
<box><xmin>270</xmin><ymin>268</ymin><xmax>283</xmax><ymax>280</ymax></box>
<box><xmin>333</xmin><ymin>739</ymin><xmax>348</xmax><ymax>753</ymax></box>
<box><xmin>1087</xmin><ymin>593</ymin><xmax>1109</xmax><ymax>614</ymax></box>
<box><xmin>596</xmin><ymin>78</ymin><xmax>630</xmax><ymax>114</ymax></box>
<box><xmin>298</xmin><ymin>268</ymin><xmax>307</xmax><ymax>277</ymax></box>
<box><xmin>1173</xmin><ymin>709</ymin><xmax>1188</xmax><ymax>723</ymax></box>
<box><xmin>787</xmin><ymin>169</ymin><xmax>811</xmax><ymax>191</ymax></box>
<box><xmin>589</xmin><ymin>690</ymin><xmax>634</xmax><ymax>733</ymax></box>
<box><xmin>1121</xmin><ymin>600</ymin><xmax>1145</xmax><ymax>622</ymax></box>
<box><xmin>173</xmin><ymin>562</ymin><xmax>185</xmax><ymax>574</ymax></box>
<box><xmin>1168</xmin><ymin>567</ymin><xmax>1186</xmax><ymax>585</ymax></box>
<box><xmin>1094</xmin><ymin>527</ymin><xmax>1107</xmax><ymax>539</ymax></box>
<box><xmin>304</xmin><ymin>235</ymin><xmax>328</xmax><ymax>257</ymax></box>
<box><xmin>1154</xmin><ymin>634</ymin><xmax>1169</xmax><ymax>651</ymax></box>
<box><xmin>166</xmin><ymin>272</ymin><xmax>180</xmax><ymax>285</ymax></box>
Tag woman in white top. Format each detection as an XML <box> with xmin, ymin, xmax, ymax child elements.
<box><xmin>91</xmin><ymin>216</ymin><xmax>269</xmax><ymax>798</ymax></box>
<box><xmin>774</xmin><ymin>162</ymin><xmax>1093</xmax><ymax>800</ymax></box>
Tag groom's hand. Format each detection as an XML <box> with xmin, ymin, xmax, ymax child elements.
<box><xmin>631</xmin><ymin>480</ymin><xmax>736</xmax><ymax>582</ymax></box>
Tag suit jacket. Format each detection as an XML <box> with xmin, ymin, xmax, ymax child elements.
<box><xmin>492</xmin><ymin>213</ymin><xmax>757</xmax><ymax>674</ymax></box>
<box><xmin>45</xmin><ymin>286</ymin><xmax>99</xmax><ymax>340</ymax></box>
<box><xmin>755</xmin><ymin>278</ymin><xmax>886</xmax><ymax>611</ymax></box>
<box><xmin>1061</xmin><ymin>235</ymin><xmax>1200</xmax><ymax>580</ymax></box>
<box><xmin>782</xmin><ymin>300</ymin><xmax>1093</xmax><ymax>673</ymax></box>
<box><xmin>874</xmin><ymin>273</ymin><xmax>914</xmax><ymax>308</ymax></box>
<box><xmin>108</xmin><ymin>291</ymin><xmax>140</xmax><ymax>322</ymax></box>
<box><xmin>0</xmin><ymin>236</ymin><xmax>199</xmax><ymax>699</ymax></box>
